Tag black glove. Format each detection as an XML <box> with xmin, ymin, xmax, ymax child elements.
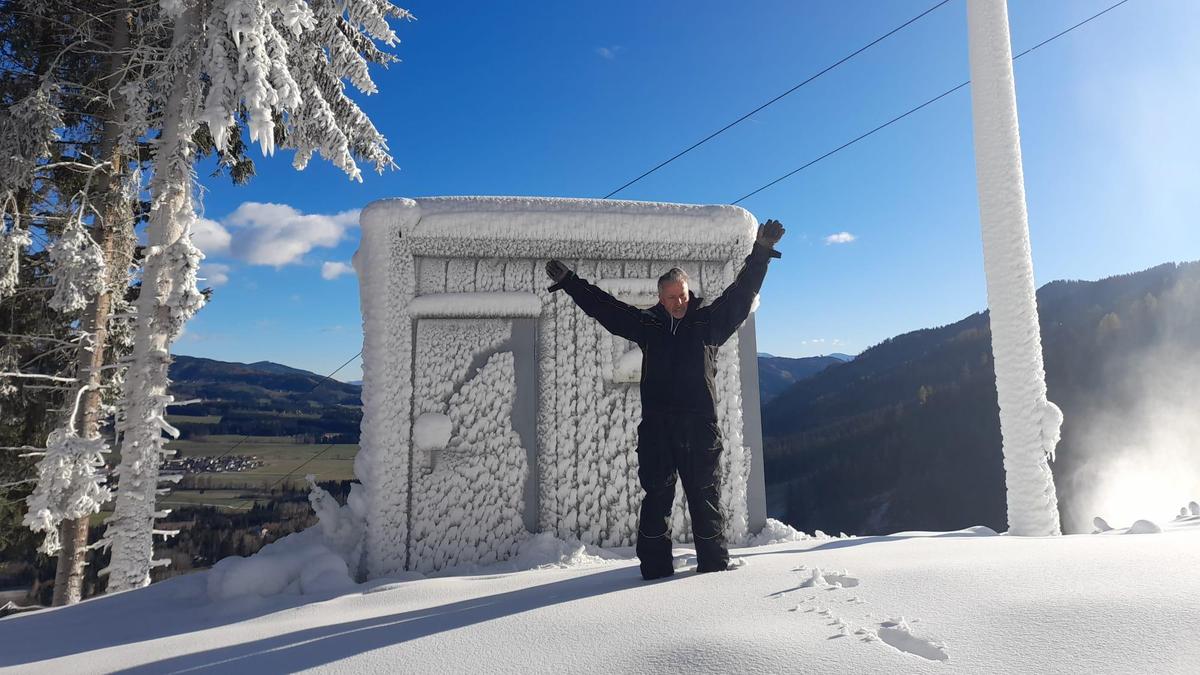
<box><xmin>545</xmin><ymin>259</ymin><xmax>571</xmax><ymax>284</ymax></box>
<box><xmin>756</xmin><ymin>219</ymin><xmax>785</xmax><ymax>248</ymax></box>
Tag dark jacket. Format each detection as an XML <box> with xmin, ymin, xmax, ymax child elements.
<box><xmin>550</xmin><ymin>243</ymin><xmax>780</xmax><ymax>420</ymax></box>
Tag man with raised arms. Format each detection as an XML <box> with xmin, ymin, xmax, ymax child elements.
<box><xmin>546</xmin><ymin>219</ymin><xmax>785</xmax><ymax>580</ymax></box>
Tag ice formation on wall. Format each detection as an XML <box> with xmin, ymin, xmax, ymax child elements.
<box><xmin>966</xmin><ymin>0</ymin><xmax>1061</xmax><ymax>536</ymax></box>
<box><xmin>356</xmin><ymin>197</ymin><xmax>764</xmax><ymax>574</ymax></box>
<box><xmin>408</xmin><ymin>319</ymin><xmax>528</xmax><ymax>572</ymax></box>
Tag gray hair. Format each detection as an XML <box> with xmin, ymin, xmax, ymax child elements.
<box><xmin>657</xmin><ymin>267</ymin><xmax>690</xmax><ymax>291</ymax></box>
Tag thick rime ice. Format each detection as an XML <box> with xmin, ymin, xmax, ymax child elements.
<box><xmin>748</xmin><ymin>518</ymin><xmax>818</xmax><ymax>546</ymax></box>
<box><xmin>966</xmin><ymin>0</ymin><xmax>1061</xmax><ymax>536</ymax></box>
<box><xmin>0</xmin><ymin>225</ymin><xmax>32</xmax><ymax>298</ymax></box>
<box><xmin>406</xmin><ymin>292</ymin><xmax>542</xmax><ymax>318</ymax></box>
<box><xmin>47</xmin><ymin>217</ymin><xmax>107</xmax><ymax>314</ymax></box>
<box><xmin>409</xmin><ymin>321</ymin><xmax>528</xmax><ymax>572</ymax></box>
<box><xmin>356</xmin><ymin>197</ymin><xmax>766</xmax><ymax>575</ymax></box>
<box><xmin>22</xmin><ymin>428</ymin><xmax>112</xmax><ymax>554</ymax></box>
<box><xmin>101</xmin><ymin>7</ymin><xmax>206</xmax><ymax>591</ymax></box>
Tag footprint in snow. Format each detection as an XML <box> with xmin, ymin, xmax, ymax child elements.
<box><xmin>875</xmin><ymin>618</ymin><xmax>950</xmax><ymax>662</ymax></box>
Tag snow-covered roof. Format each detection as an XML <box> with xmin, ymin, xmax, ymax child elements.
<box><xmin>359</xmin><ymin>196</ymin><xmax>757</xmax><ymax>260</ymax></box>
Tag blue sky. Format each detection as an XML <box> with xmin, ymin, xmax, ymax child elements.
<box><xmin>180</xmin><ymin>0</ymin><xmax>1200</xmax><ymax>381</ymax></box>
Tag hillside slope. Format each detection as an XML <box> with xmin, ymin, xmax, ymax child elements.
<box><xmin>757</xmin><ymin>354</ymin><xmax>845</xmax><ymax>402</ymax></box>
<box><xmin>763</xmin><ymin>261</ymin><xmax>1200</xmax><ymax>535</ymax></box>
<box><xmin>3</xmin><ymin>519</ymin><xmax>1198</xmax><ymax>673</ymax></box>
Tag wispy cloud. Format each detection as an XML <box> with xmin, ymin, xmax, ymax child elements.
<box><xmin>198</xmin><ymin>262</ymin><xmax>230</xmax><ymax>286</ymax></box>
<box><xmin>824</xmin><ymin>232</ymin><xmax>856</xmax><ymax>245</ymax></box>
<box><xmin>595</xmin><ymin>45</ymin><xmax>622</xmax><ymax>60</ymax></box>
<box><xmin>194</xmin><ymin>202</ymin><xmax>360</xmax><ymax>268</ymax></box>
<box><xmin>321</xmin><ymin>261</ymin><xmax>354</xmax><ymax>280</ymax></box>
<box><xmin>227</xmin><ymin>203</ymin><xmax>360</xmax><ymax>267</ymax></box>
<box><xmin>192</xmin><ymin>218</ymin><xmax>232</xmax><ymax>255</ymax></box>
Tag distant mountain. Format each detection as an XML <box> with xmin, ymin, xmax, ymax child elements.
<box><xmin>242</xmin><ymin>361</ymin><xmax>320</xmax><ymax>377</ymax></box>
<box><xmin>828</xmin><ymin>353</ymin><xmax>855</xmax><ymax>362</ymax></box>
<box><xmin>756</xmin><ymin>355</ymin><xmax>844</xmax><ymax>403</ymax></box>
<box><xmin>168</xmin><ymin>355</ymin><xmax>362</xmax><ymax>439</ymax></box>
<box><xmin>762</xmin><ymin>261</ymin><xmax>1200</xmax><ymax>537</ymax></box>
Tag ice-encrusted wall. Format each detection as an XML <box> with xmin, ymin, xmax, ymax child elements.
<box><xmin>356</xmin><ymin>197</ymin><xmax>767</xmax><ymax>575</ymax></box>
<box><xmin>409</xmin><ymin>320</ymin><xmax>528</xmax><ymax>572</ymax></box>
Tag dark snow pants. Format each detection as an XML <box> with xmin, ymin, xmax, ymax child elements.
<box><xmin>635</xmin><ymin>413</ymin><xmax>729</xmax><ymax>579</ymax></box>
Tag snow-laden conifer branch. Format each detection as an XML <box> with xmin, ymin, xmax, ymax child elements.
<box><xmin>22</xmin><ymin>427</ymin><xmax>112</xmax><ymax>555</ymax></box>
<box><xmin>47</xmin><ymin>215</ymin><xmax>108</xmax><ymax>314</ymax></box>
<box><xmin>99</xmin><ymin>0</ymin><xmax>409</xmax><ymax>590</ymax></box>
<box><xmin>0</xmin><ymin>372</ymin><xmax>79</xmax><ymax>383</ymax></box>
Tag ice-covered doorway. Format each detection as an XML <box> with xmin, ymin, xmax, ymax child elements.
<box><xmin>355</xmin><ymin>197</ymin><xmax>768</xmax><ymax>576</ymax></box>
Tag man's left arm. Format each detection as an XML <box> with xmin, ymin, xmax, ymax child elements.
<box><xmin>701</xmin><ymin>219</ymin><xmax>784</xmax><ymax>346</ymax></box>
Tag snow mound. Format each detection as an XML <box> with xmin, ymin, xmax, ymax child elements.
<box><xmin>206</xmin><ymin>478</ymin><xmax>365</xmax><ymax>602</ymax></box>
<box><xmin>797</xmin><ymin>567</ymin><xmax>860</xmax><ymax>589</ymax></box>
<box><xmin>746</xmin><ymin>518</ymin><xmax>820</xmax><ymax>546</ymax></box>
<box><xmin>1089</xmin><ymin>499</ymin><xmax>1200</xmax><ymax>535</ymax></box>
<box><xmin>205</xmin><ymin>531</ymin><xmax>354</xmax><ymax>602</ymax></box>
<box><xmin>1126</xmin><ymin>519</ymin><xmax>1163</xmax><ymax>535</ymax></box>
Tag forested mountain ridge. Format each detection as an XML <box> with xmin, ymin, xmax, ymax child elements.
<box><xmin>166</xmin><ymin>356</ymin><xmax>362</xmax><ymax>439</ymax></box>
<box><xmin>757</xmin><ymin>354</ymin><xmax>846</xmax><ymax>402</ymax></box>
<box><xmin>762</xmin><ymin>261</ymin><xmax>1200</xmax><ymax>536</ymax></box>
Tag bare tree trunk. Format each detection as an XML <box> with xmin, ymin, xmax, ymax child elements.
<box><xmin>51</xmin><ymin>4</ymin><xmax>133</xmax><ymax>606</ymax></box>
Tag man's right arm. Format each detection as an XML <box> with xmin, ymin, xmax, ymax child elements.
<box><xmin>547</xmin><ymin>261</ymin><xmax>649</xmax><ymax>344</ymax></box>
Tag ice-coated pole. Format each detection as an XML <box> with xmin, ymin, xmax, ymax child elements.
<box><xmin>966</xmin><ymin>0</ymin><xmax>1061</xmax><ymax>536</ymax></box>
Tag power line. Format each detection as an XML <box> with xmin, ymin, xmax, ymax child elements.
<box><xmin>235</xmin><ymin>442</ymin><xmax>339</xmax><ymax>511</ymax></box>
<box><xmin>195</xmin><ymin>349</ymin><xmax>362</xmax><ymax>512</ymax></box>
<box><xmin>732</xmin><ymin>0</ymin><xmax>1133</xmax><ymax>205</ymax></box>
<box><xmin>602</xmin><ymin>0</ymin><xmax>954</xmax><ymax>199</ymax></box>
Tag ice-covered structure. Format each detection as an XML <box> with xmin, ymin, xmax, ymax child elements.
<box><xmin>966</xmin><ymin>0</ymin><xmax>1061</xmax><ymax>536</ymax></box>
<box><xmin>354</xmin><ymin>197</ymin><xmax>768</xmax><ymax>575</ymax></box>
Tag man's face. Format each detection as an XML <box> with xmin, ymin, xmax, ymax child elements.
<box><xmin>658</xmin><ymin>280</ymin><xmax>689</xmax><ymax>320</ymax></box>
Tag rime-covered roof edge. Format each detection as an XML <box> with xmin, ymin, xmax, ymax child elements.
<box><xmin>358</xmin><ymin>196</ymin><xmax>758</xmax><ymax>249</ymax></box>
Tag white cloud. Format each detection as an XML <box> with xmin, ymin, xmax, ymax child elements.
<box><xmin>198</xmin><ymin>262</ymin><xmax>230</xmax><ymax>286</ymax></box>
<box><xmin>824</xmin><ymin>231</ymin><xmax>856</xmax><ymax>245</ymax></box>
<box><xmin>321</xmin><ymin>261</ymin><xmax>354</xmax><ymax>280</ymax></box>
<box><xmin>224</xmin><ymin>202</ymin><xmax>360</xmax><ymax>267</ymax></box>
<box><xmin>192</xmin><ymin>217</ymin><xmax>231</xmax><ymax>255</ymax></box>
<box><xmin>596</xmin><ymin>46</ymin><xmax>622</xmax><ymax>60</ymax></box>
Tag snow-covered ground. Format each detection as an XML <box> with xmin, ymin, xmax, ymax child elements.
<box><xmin>4</xmin><ymin>516</ymin><xmax>1200</xmax><ymax>673</ymax></box>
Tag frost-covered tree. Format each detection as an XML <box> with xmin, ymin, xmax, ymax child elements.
<box><xmin>1</xmin><ymin>0</ymin><xmax>150</xmax><ymax>605</ymax></box>
<box><xmin>100</xmin><ymin>0</ymin><xmax>409</xmax><ymax>592</ymax></box>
